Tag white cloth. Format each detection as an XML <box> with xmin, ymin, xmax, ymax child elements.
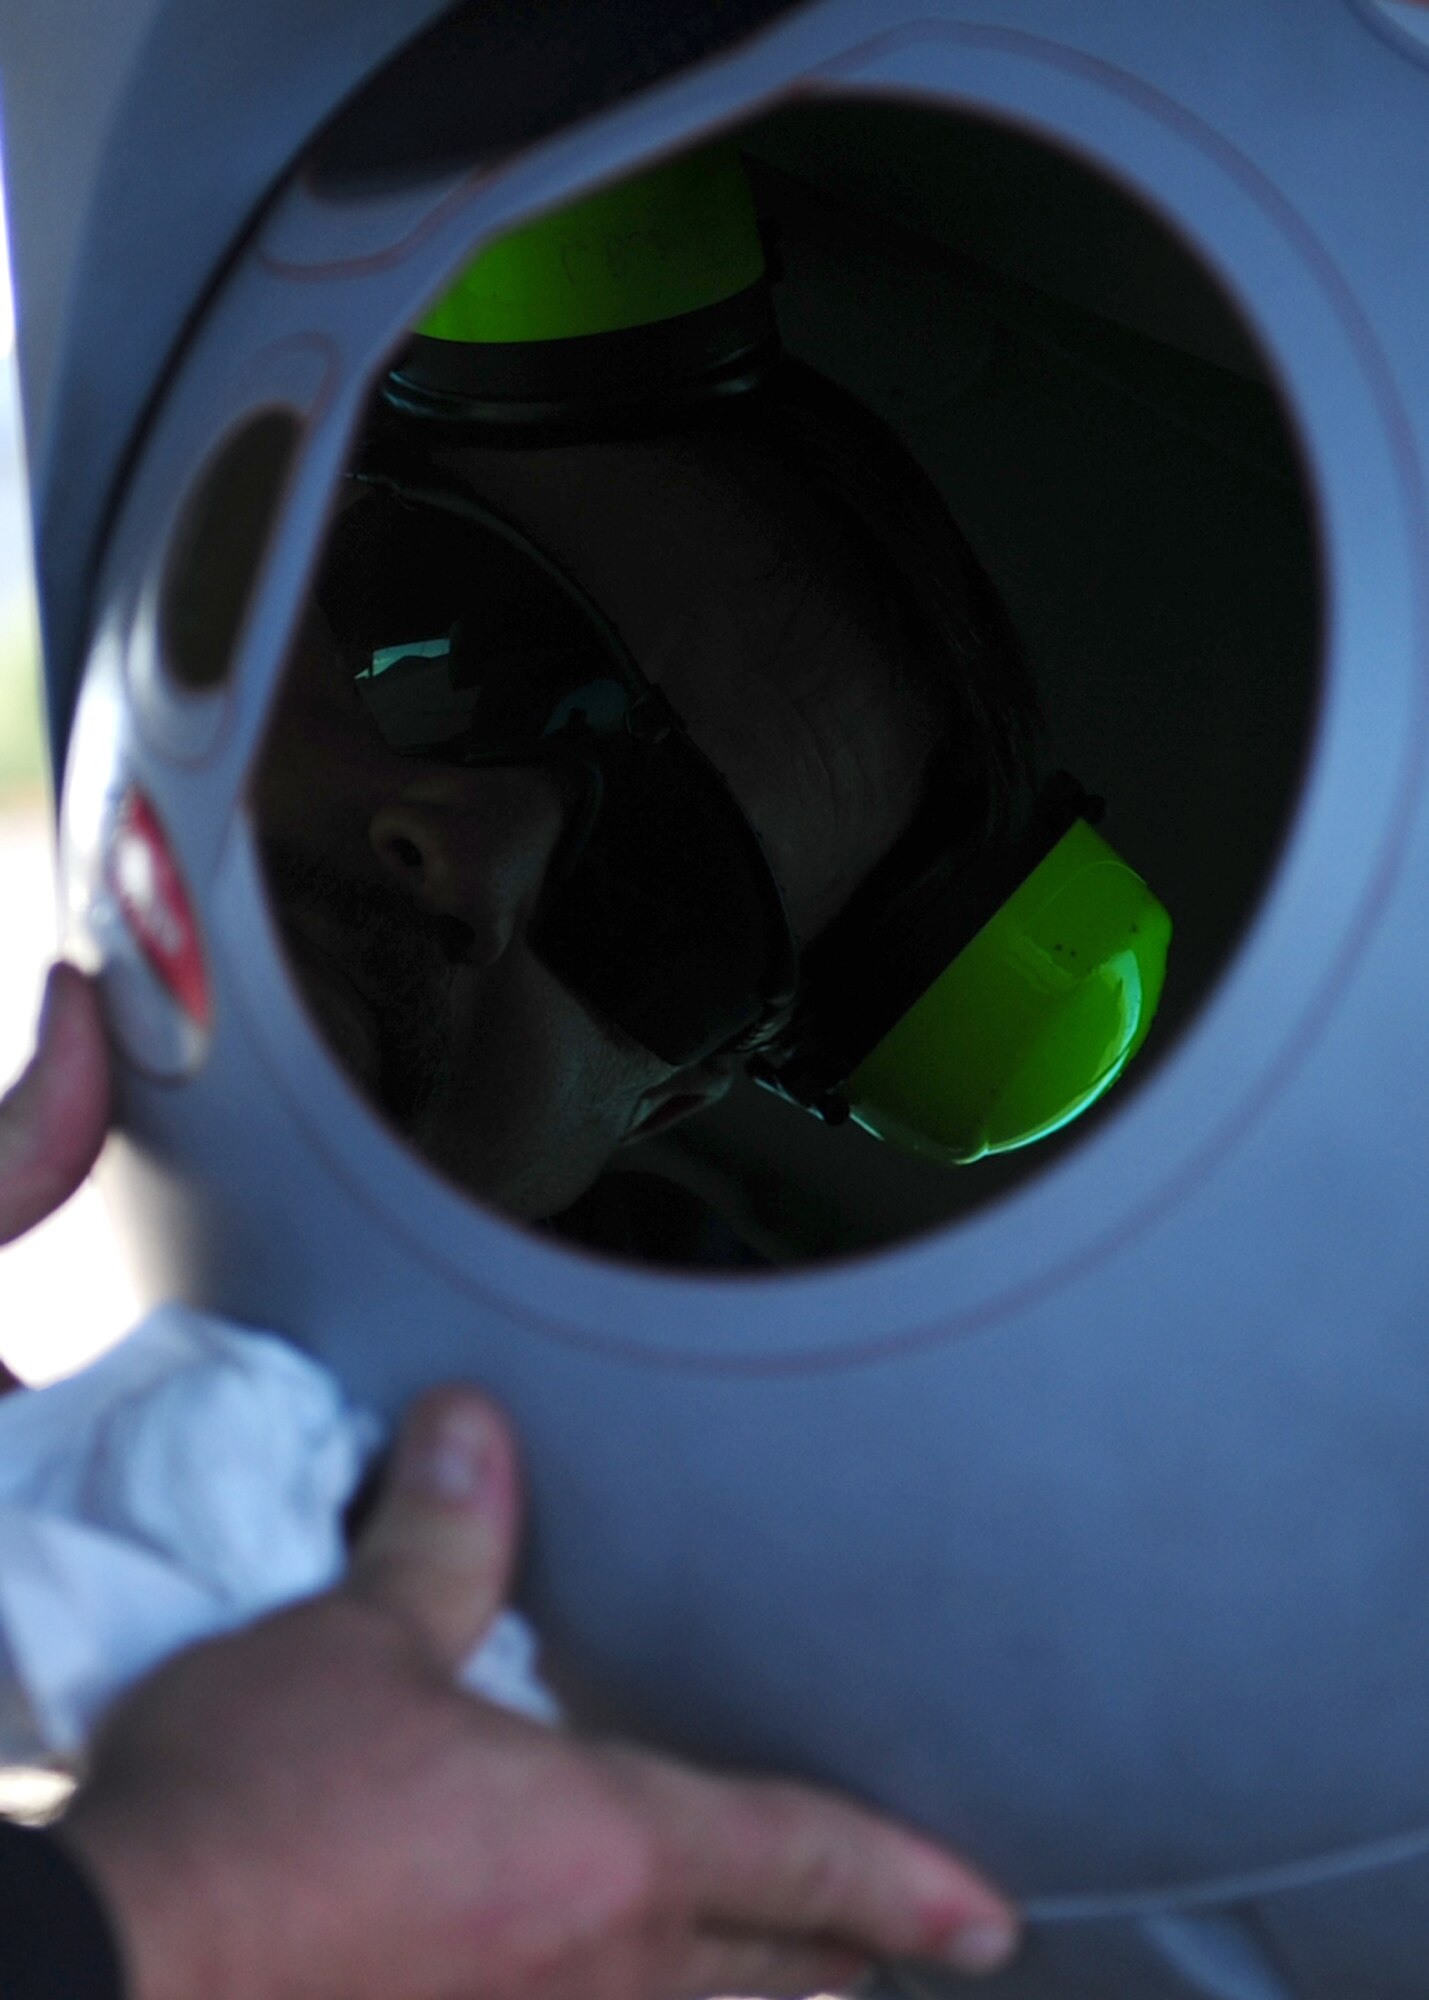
<box><xmin>0</xmin><ymin>1305</ymin><xmax>558</xmax><ymax>1763</ymax></box>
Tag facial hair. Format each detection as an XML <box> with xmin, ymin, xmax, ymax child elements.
<box><xmin>260</xmin><ymin>838</ymin><xmax>465</xmax><ymax>1127</ymax></box>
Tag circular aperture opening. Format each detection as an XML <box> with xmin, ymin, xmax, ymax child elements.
<box><xmin>249</xmin><ymin>99</ymin><xmax>1320</xmax><ymax>1271</ymax></box>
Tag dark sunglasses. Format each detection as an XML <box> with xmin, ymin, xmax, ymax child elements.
<box><xmin>311</xmin><ymin>469</ymin><xmax>798</xmax><ymax>1067</ymax></box>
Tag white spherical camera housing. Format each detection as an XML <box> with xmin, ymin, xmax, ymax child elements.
<box><xmin>12</xmin><ymin>2</ymin><xmax>1429</xmax><ymax>1991</ymax></box>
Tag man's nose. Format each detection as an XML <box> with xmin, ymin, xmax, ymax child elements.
<box><xmin>368</xmin><ymin>765</ymin><xmax>567</xmax><ymax>966</ymax></box>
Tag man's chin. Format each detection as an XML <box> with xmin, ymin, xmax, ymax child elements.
<box><xmin>284</xmin><ymin>931</ymin><xmax>385</xmax><ymax>1098</ymax></box>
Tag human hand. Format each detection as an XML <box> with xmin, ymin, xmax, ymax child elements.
<box><xmin>0</xmin><ymin>962</ymin><xmax>111</xmax><ymax>1391</ymax></box>
<box><xmin>59</xmin><ymin>1387</ymin><xmax>1019</xmax><ymax>2000</ymax></box>
<box><xmin>0</xmin><ymin>963</ymin><xmax>110</xmax><ymax>1249</ymax></box>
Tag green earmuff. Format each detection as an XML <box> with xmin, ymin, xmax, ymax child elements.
<box><xmin>747</xmin><ymin>774</ymin><xmax>1172</xmax><ymax>1167</ymax></box>
<box><xmin>382</xmin><ymin>149</ymin><xmax>1173</xmax><ymax>1166</ymax></box>
<box><xmin>842</xmin><ymin>818</ymin><xmax>1171</xmax><ymax>1164</ymax></box>
<box><xmin>385</xmin><ymin>144</ymin><xmax>780</xmax><ymax>433</ymax></box>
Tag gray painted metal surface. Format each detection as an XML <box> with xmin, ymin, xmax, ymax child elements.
<box><xmin>10</xmin><ymin>1</ymin><xmax>1429</xmax><ymax>1992</ymax></box>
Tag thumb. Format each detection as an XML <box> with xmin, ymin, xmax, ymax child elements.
<box><xmin>0</xmin><ymin>964</ymin><xmax>111</xmax><ymax>1246</ymax></box>
<box><xmin>345</xmin><ymin>1387</ymin><xmax>522</xmax><ymax>1672</ymax></box>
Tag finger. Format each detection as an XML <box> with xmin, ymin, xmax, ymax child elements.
<box><xmin>667</xmin><ymin>1928</ymin><xmax>869</xmax><ymax>2000</ymax></box>
<box><xmin>0</xmin><ymin>964</ymin><xmax>111</xmax><ymax>1246</ymax></box>
<box><xmin>345</xmin><ymin>1387</ymin><xmax>521</xmax><ymax>1671</ymax></box>
<box><xmin>640</xmin><ymin>1764</ymin><xmax>1019</xmax><ymax>1978</ymax></box>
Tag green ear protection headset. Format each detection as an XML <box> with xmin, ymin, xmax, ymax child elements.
<box><xmin>368</xmin><ymin>143</ymin><xmax>1171</xmax><ymax>1167</ymax></box>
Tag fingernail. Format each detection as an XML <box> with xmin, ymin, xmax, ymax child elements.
<box><xmin>943</xmin><ymin>1920</ymin><xmax>1018</xmax><ymax>1976</ymax></box>
<box><xmin>398</xmin><ymin>1405</ymin><xmax>492</xmax><ymax>1505</ymax></box>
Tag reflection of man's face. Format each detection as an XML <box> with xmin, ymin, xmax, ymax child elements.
<box><xmin>252</xmin><ymin>428</ymin><xmax>935</xmax><ymax>1222</ymax></box>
